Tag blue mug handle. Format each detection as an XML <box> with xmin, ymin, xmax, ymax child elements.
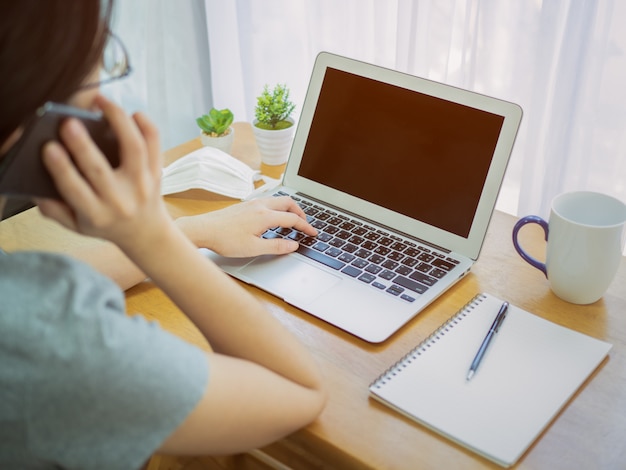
<box><xmin>512</xmin><ymin>215</ymin><xmax>549</xmax><ymax>277</ymax></box>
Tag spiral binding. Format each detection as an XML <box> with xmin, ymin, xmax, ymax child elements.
<box><xmin>371</xmin><ymin>293</ymin><xmax>486</xmax><ymax>388</ymax></box>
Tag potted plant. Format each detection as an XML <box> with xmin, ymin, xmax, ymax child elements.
<box><xmin>196</xmin><ymin>108</ymin><xmax>235</xmax><ymax>154</ymax></box>
<box><xmin>252</xmin><ymin>83</ymin><xmax>296</xmax><ymax>165</ymax></box>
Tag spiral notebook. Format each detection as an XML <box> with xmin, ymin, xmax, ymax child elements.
<box><xmin>369</xmin><ymin>293</ymin><xmax>612</xmax><ymax>467</ymax></box>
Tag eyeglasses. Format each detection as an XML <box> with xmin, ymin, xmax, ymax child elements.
<box><xmin>80</xmin><ymin>32</ymin><xmax>132</xmax><ymax>90</ymax></box>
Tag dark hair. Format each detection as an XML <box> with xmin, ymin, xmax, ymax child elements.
<box><xmin>0</xmin><ymin>0</ymin><xmax>114</xmax><ymax>145</ymax></box>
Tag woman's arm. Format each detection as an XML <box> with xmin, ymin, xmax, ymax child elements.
<box><xmin>130</xmin><ymin>220</ymin><xmax>326</xmax><ymax>454</ymax></box>
<box><xmin>70</xmin><ymin>196</ymin><xmax>317</xmax><ymax>291</ymax></box>
<box><xmin>37</xmin><ymin>96</ymin><xmax>327</xmax><ymax>455</ymax></box>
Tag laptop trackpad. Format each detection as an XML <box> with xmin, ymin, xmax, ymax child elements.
<box><xmin>239</xmin><ymin>255</ymin><xmax>341</xmax><ymax>305</ymax></box>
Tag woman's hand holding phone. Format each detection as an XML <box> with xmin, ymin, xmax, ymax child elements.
<box><xmin>37</xmin><ymin>95</ymin><xmax>172</xmax><ymax>253</ymax></box>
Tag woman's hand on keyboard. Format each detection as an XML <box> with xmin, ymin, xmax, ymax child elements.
<box><xmin>176</xmin><ymin>196</ymin><xmax>318</xmax><ymax>257</ymax></box>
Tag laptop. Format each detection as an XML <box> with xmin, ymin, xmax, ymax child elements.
<box><xmin>204</xmin><ymin>52</ymin><xmax>522</xmax><ymax>343</ymax></box>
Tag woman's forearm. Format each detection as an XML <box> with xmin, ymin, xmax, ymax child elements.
<box><xmin>119</xmin><ymin>221</ymin><xmax>325</xmax><ymax>393</ymax></box>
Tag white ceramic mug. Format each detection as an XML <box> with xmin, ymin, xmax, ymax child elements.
<box><xmin>512</xmin><ymin>191</ymin><xmax>626</xmax><ymax>304</ymax></box>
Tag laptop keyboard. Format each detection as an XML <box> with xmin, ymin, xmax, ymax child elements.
<box><xmin>262</xmin><ymin>192</ymin><xmax>460</xmax><ymax>303</ymax></box>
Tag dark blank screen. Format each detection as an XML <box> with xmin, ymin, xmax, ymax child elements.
<box><xmin>298</xmin><ymin>68</ymin><xmax>504</xmax><ymax>238</ymax></box>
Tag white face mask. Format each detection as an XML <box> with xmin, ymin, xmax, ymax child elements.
<box><xmin>160</xmin><ymin>147</ymin><xmax>281</xmax><ymax>200</ymax></box>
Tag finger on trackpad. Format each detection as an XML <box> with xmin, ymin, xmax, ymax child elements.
<box><xmin>239</xmin><ymin>255</ymin><xmax>341</xmax><ymax>305</ymax></box>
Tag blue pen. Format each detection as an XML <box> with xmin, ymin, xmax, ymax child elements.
<box><xmin>466</xmin><ymin>301</ymin><xmax>509</xmax><ymax>381</ymax></box>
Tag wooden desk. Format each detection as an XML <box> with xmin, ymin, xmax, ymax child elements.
<box><xmin>2</xmin><ymin>122</ymin><xmax>625</xmax><ymax>469</ymax></box>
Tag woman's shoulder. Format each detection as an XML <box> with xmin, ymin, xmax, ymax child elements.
<box><xmin>0</xmin><ymin>249</ymin><xmax>121</xmax><ymax>299</ymax></box>
<box><xmin>1</xmin><ymin>249</ymin><xmax>113</xmax><ymax>278</ymax></box>
<box><xmin>0</xmin><ymin>250</ymin><xmax>125</xmax><ymax>341</ymax></box>
<box><xmin>0</xmin><ymin>250</ymin><xmax>209</xmax><ymax>469</ymax></box>
<box><xmin>0</xmin><ymin>248</ymin><xmax>207</xmax><ymax>396</ymax></box>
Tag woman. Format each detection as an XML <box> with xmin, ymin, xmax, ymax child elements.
<box><xmin>0</xmin><ymin>2</ymin><xmax>326</xmax><ymax>469</ymax></box>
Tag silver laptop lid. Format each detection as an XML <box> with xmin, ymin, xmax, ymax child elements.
<box><xmin>284</xmin><ymin>52</ymin><xmax>522</xmax><ymax>260</ymax></box>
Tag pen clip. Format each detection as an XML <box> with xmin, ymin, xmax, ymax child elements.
<box><xmin>493</xmin><ymin>301</ymin><xmax>509</xmax><ymax>332</ymax></box>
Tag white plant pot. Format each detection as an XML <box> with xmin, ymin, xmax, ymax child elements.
<box><xmin>252</xmin><ymin>118</ymin><xmax>296</xmax><ymax>165</ymax></box>
<box><xmin>200</xmin><ymin>127</ymin><xmax>235</xmax><ymax>154</ymax></box>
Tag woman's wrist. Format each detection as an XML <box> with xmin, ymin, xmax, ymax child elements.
<box><xmin>175</xmin><ymin>214</ymin><xmax>213</xmax><ymax>250</ymax></box>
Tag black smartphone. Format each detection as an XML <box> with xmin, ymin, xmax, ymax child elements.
<box><xmin>0</xmin><ymin>102</ymin><xmax>119</xmax><ymax>200</ymax></box>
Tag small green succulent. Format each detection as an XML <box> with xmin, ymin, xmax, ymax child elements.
<box><xmin>196</xmin><ymin>108</ymin><xmax>234</xmax><ymax>136</ymax></box>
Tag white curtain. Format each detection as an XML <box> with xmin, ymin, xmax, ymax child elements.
<box><xmin>205</xmin><ymin>0</ymin><xmax>626</xmax><ymax>219</ymax></box>
<box><xmin>105</xmin><ymin>0</ymin><xmax>213</xmax><ymax>151</ymax></box>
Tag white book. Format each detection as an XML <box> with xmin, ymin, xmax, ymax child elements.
<box><xmin>369</xmin><ymin>293</ymin><xmax>612</xmax><ymax>467</ymax></box>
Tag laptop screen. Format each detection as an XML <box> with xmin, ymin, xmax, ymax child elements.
<box><xmin>297</xmin><ymin>67</ymin><xmax>505</xmax><ymax>238</ymax></box>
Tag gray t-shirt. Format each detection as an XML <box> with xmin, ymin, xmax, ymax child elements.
<box><xmin>0</xmin><ymin>251</ymin><xmax>209</xmax><ymax>469</ymax></box>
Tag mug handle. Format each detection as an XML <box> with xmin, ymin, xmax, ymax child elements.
<box><xmin>512</xmin><ymin>215</ymin><xmax>549</xmax><ymax>277</ymax></box>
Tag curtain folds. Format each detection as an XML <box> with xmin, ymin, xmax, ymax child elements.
<box><xmin>206</xmin><ymin>0</ymin><xmax>626</xmax><ymax>218</ymax></box>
